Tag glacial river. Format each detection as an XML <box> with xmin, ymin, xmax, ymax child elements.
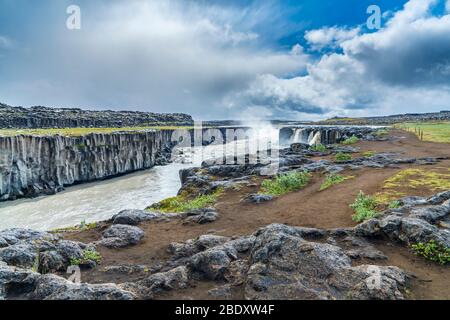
<box><xmin>0</xmin><ymin>162</ymin><xmax>193</xmax><ymax>231</ymax></box>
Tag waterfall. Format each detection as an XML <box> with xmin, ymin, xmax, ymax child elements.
<box><xmin>292</xmin><ymin>129</ymin><xmax>305</xmax><ymax>143</ymax></box>
<box><xmin>308</xmin><ymin>131</ymin><xmax>321</xmax><ymax>146</ymax></box>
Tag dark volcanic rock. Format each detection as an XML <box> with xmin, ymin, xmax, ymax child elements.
<box><xmin>112</xmin><ymin>210</ymin><xmax>164</xmax><ymax>226</ymax></box>
<box><xmin>100</xmin><ymin>225</ymin><xmax>145</xmax><ymax>248</ymax></box>
<box><xmin>121</xmin><ymin>266</ymin><xmax>189</xmax><ymax>298</ymax></box>
<box><xmin>243</xmin><ymin>194</ymin><xmax>273</xmax><ymax>204</ymax></box>
<box><xmin>185</xmin><ymin>208</ymin><xmax>220</xmax><ymax>224</ymax></box>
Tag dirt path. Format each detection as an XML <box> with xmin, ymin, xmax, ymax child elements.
<box><xmin>65</xmin><ymin>130</ymin><xmax>450</xmax><ymax>299</ymax></box>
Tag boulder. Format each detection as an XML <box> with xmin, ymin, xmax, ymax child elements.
<box><xmin>100</xmin><ymin>225</ymin><xmax>144</xmax><ymax>248</ymax></box>
<box><xmin>185</xmin><ymin>208</ymin><xmax>219</xmax><ymax>224</ymax></box>
<box><xmin>122</xmin><ymin>266</ymin><xmax>189</xmax><ymax>298</ymax></box>
<box><xmin>242</xmin><ymin>194</ymin><xmax>273</xmax><ymax>204</ymax></box>
<box><xmin>112</xmin><ymin>209</ymin><xmax>163</xmax><ymax>226</ymax></box>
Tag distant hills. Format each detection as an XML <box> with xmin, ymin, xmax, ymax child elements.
<box><xmin>317</xmin><ymin>111</ymin><xmax>450</xmax><ymax>125</ymax></box>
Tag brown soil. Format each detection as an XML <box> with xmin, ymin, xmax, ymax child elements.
<box><xmin>64</xmin><ymin>130</ymin><xmax>450</xmax><ymax>299</ymax></box>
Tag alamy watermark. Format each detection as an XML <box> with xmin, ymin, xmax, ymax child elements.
<box><xmin>66</xmin><ymin>5</ymin><xmax>81</xmax><ymax>30</ymax></box>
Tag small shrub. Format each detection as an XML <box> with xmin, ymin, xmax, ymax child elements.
<box><xmin>70</xmin><ymin>250</ymin><xmax>102</xmax><ymax>266</ymax></box>
<box><xmin>362</xmin><ymin>151</ymin><xmax>376</xmax><ymax>158</ymax></box>
<box><xmin>388</xmin><ymin>200</ymin><xmax>402</xmax><ymax>209</ymax></box>
<box><xmin>374</xmin><ymin>129</ymin><xmax>389</xmax><ymax>137</ymax></box>
<box><xmin>309</xmin><ymin>143</ymin><xmax>327</xmax><ymax>152</ymax></box>
<box><xmin>335</xmin><ymin>152</ymin><xmax>352</xmax><ymax>162</ymax></box>
<box><xmin>341</xmin><ymin>135</ymin><xmax>359</xmax><ymax>145</ymax></box>
<box><xmin>260</xmin><ymin>171</ymin><xmax>311</xmax><ymax>196</ymax></box>
<box><xmin>150</xmin><ymin>189</ymin><xmax>222</xmax><ymax>213</ymax></box>
<box><xmin>350</xmin><ymin>191</ymin><xmax>379</xmax><ymax>222</ymax></box>
<box><xmin>411</xmin><ymin>240</ymin><xmax>450</xmax><ymax>265</ymax></box>
<box><xmin>319</xmin><ymin>174</ymin><xmax>354</xmax><ymax>191</ymax></box>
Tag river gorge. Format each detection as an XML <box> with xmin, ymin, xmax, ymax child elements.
<box><xmin>0</xmin><ymin>125</ymin><xmax>380</xmax><ymax>231</ymax></box>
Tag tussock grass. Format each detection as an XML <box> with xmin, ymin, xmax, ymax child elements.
<box><xmin>70</xmin><ymin>250</ymin><xmax>102</xmax><ymax>266</ymax></box>
<box><xmin>319</xmin><ymin>173</ymin><xmax>354</xmax><ymax>191</ymax></box>
<box><xmin>350</xmin><ymin>191</ymin><xmax>380</xmax><ymax>222</ymax></box>
<box><xmin>260</xmin><ymin>171</ymin><xmax>311</xmax><ymax>196</ymax></box>
<box><xmin>362</xmin><ymin>151</ymin><xmax>376</xmax><ymax>158</ymax></box>
<box><xmin>309</xmin><ymin>143</ymin><xmax>327</xmax><ymax>152</ymax></box>
<box><xmin>341</xmin><ymin>135</ymin><xmax>359</xmax><ymax>145</ymax></box>
<box><xmin>411</xmin><ymin>240</ymin><xmax>450</xmax><ymax>265</ymax></box>
<box><xmin>335</xmin><ymin>152</ymin><xmax>352</xmax><ymax>162</ymax></box>
<box><xmin>149</xmin><ymin>189</ymin><xmax>223</xmax><ymax>213</ymax></box>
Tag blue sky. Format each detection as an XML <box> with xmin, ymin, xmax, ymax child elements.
<box><xmin>1</xmin><ymin>0</ymin><xmax>449</xmax><ymax>120</ymax></box>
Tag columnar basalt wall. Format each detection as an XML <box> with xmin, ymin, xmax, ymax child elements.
<box><xmin>0</xmin><ymin>130</ymin><xmax>174</xmax><ymax>201</ymax></box>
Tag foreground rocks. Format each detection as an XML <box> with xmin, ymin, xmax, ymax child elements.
<box><xmin>1</xmin><ymin>189</ymin><xmax>449</xmax><ymax>300</ymax></box>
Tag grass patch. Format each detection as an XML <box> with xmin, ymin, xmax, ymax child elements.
<box><xmin>341</xmin><ymin>135</ymin><xmax>359</xmax><ymax>145</ymax></box>
<box><xmin>362</xmin><ymin>151</ymin><xmax>376</xmax><ymax>158</ymax></box>
<box><xmin>374</xmin><ymin>128</ymin><xmax>389</xmax><ymax>137</ymax></box>
<box><xmin>350</xmin><ymin>191</ymin><xmax>380</xmax><ymax>222</ymax></box>
<box><xmin>260</xmin><ymin>171</ymin><xmax>311</xmax><ymax>196</ymax></box>
<box><xmin>50</xmin><ymin>220</ymin><xmax>97</xmax><ymax>233</ymax></box>
<box><xmin>388</xmin><ymin>200</ymin><xmax>402</xmax><ymax>209</ymax></box>
<box><xmin>0</xmin><ymin>126</ymin><xmax>194</xmax><ymax>137</ymax></box>
<box><xmin>335</xmin><ymin>152</ymin><xmax>352</xmax><ymax>162</ymax></box>
<box><xmin>411</xmin><ymin>240</ymin><xmax>450</xmax><ymax>265</ymax></box>
<box><xmin>309</xmin><ymin>143</ymin><xmax>327</xmax><ymax>152</ymax></box>
<box><xmin>374</xmin><ymin>168</ymin><xmax>450</xmax><ymax>204</ymax></box>
<box><xmin>70</xmin><ymin>250</ymin><xmax>102</xmax><ymax>266</ymax></box>
<box><xmin>149</xmin><ymin>189</ymin><xmax>223</xmax><ymax>213</ymax></box>
<box><xmin>396</xmin><ymin>122</ymin><xmax>450</xmax><ymax>143</ymax></box>
<box><xmin>319</xmin><ymin>173</ymin><xmax>354</xmax><ymax>191</ymax></box>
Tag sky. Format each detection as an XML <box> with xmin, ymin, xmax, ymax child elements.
<box><xmin>0</xmin><ymin>0</ymin><xmax>450</xmax><ymax>120</ymax></box>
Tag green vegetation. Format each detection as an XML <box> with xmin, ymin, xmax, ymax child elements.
<box><xmin>350</xmin><ymin>191</ymin><xmax>380</xmax><ymax>222</ymax></box>
<box><xmin>319</xmin><ymin>173</ymin><xmax>354</xmax><ymax>191</ymax></box>
<box><xmin>388</xmin><ymin>200</ymin><xmax>402</xmax><ymax>209</ymax></box>
<box><xmin>335</xmin><ymin>152</ymin><xmax>352</xmax><ymax>162</ymax></box>
<box><xmin>149</xmin><ymin>189</ymin><xmax>223</xmax><ymax>213</ymax></box>
<box><xmin>70</xmin><ymin>250</ymin><xmax>102</xmax><ymax>266</ymax></box>
<box><xmin>411</xmin><ymin>240</ymin><xmax>450</xmax><ymax>265</ymax></box>
<box><xmin>374</xmin><ymin>168</ymin><xmax>450</xmax><ymax>204</ymax></box>
<box><xmin>0</xmin><ymin>126</ymin><xmax>195</xmax><ymax>137</ymax></box>
<box><xmin>362</xmin><ymin>151</ymin><xmax>376</xmax><ymax>158</ymax></box>
<box><xmin>374</xmin><ymin>128</ymin><xmax>389</xmax><ymax>137</ymax></box>
<box><xmin>341</xmin><ymin>135</ymin><xmax>360</xmax><ymax>145</ymax></box>
<box><xmin>309</xmin><ymin>143</ymin><xmax>327</xmax><ymax>152</ymax></box>
<box><xmin>50</xmin><ymin>220</ymin><xmax>98</xmax><ymax>233</ymax></box>
<box><xmin>260</xmin><ymin>171</ymin><xmax>311</xmax><ymax>196</ymax></box>
<box><xmin>396</xmin><ymin>122</ymin><xmax>450</xmax><ymax>143</ymax></box>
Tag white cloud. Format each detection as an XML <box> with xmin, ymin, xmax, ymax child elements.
<box><xmin>305</xmin><ymin>26</ymin><xmax>360</xmax><ymax>50</ymax></box>
<box><xmin>446</xmin><ymin>0</ymin><xmax>450</xmax><ymax>13</ymax></box>
<box><xmin>225</xmin><ymin>0</ymin><xmax>450</xmax><ymax>119</ymax></box>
